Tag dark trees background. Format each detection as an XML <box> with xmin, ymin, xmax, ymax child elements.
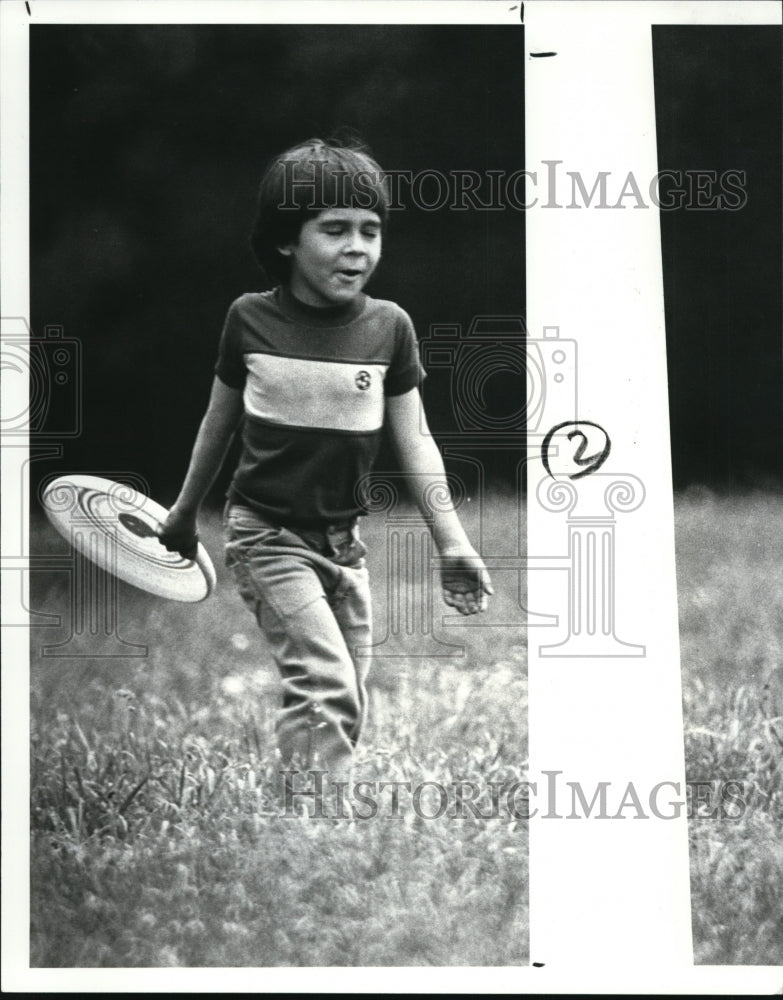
<box><xmin>30</xmin><ymin>25</ymin><xmax>526</xmax><ymax>503</ymax></box>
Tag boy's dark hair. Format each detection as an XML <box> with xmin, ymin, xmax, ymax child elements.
<box><xmin>250</xmin><ymin>137</ymin><xmax>389</xmax><ymax>283</ymax></box>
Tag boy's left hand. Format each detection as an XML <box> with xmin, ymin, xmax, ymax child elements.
<box><xmin>440</xmin><ymin>551</ymin><xmax>493</xmax><ymax>615</ymax></box>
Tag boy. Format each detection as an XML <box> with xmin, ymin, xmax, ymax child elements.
<box><xmin>158</xmin><ymin>138</ymin><xmax>492</xmax><ymax>782</ymax></box>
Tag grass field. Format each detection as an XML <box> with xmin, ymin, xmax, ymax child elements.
<box><xmin>673</xmin><ymin>488</ymin><xmax>783</xmax><ymax>965</ymax></box>
<box><xmin>27</xmin><ymin>490</ymin><xmax>782</xmax><ymax>967</ymax></box>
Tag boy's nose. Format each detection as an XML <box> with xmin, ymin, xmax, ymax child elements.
<box><xmin>344</xmin><ymin>229</ymin><xmax>365</xmax><ymax>253</ymax></box>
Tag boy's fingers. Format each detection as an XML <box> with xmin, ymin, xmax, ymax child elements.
<box><xmin>155</xmin><ymin>524</ymin><xmax>199</xmax><ymax>560</ymax></box>
<box><xmin>443</xmin><ymin>587</ymin><xmax>483</xmax><ymax>615</ymax></box>
<box><xmin>443</xmin><ymin>589</ymin><xmax>469</xmax><ymax>613</ymax></box>
<box><xmin>442</xmin><ymin>558</ymin><xmax>492</xmax><ymax>614</ymax></box>
<box><xmin>162</xmin><ymin>541</ymin><xmax>199</xmax><ymax>560</ymax></box>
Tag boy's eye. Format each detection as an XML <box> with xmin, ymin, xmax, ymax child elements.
<box><xmin>320</xmin><ymin>224</ymin><xmax>381</xmax><ymax>240</ymax></box>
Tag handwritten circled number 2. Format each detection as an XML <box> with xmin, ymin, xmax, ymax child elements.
<box><xmin>541</xmin><ymin>421</ymin><xmax>611</xmax><ymax>480</ymax></box>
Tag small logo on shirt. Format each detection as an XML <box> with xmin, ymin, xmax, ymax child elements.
<box><xmin>355</xmin><ymin>370</ymin><xmax>372</xmax><ymax>391</ymax></box>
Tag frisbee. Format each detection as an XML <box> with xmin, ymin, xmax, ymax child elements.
<box><xmin>41</xmin><ymin>474</ymin><xmax>216</xmax><ymax>602</ymax></box>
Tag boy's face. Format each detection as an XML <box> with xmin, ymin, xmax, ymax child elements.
<box><xmin>280</xmin><ymin>208</ymin><xmax>382</xmax><ymax>308</ymax></box>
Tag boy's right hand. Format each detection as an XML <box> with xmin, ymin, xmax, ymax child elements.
<box><xmin>156</xmin><ymin>508</ymin><xmax>200</xmax><ymax>560</ymax></box>
<box><xmin>440</xmin><ymin>550</ymin><xmax>493</xmax><ymax>615</ymax></box>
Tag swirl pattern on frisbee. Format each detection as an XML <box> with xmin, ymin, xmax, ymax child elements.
<box><xmin>42</xmin><ymin>475</ymin><xmax>215</xmax><ymax>602</ymax></box>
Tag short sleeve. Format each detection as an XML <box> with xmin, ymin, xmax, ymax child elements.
<box><xmin>214</xmin><ymin>300</ymin><xmax>247</xmax><ymax>389</ymax></box>
<box><xmin>384</xmin><ymin>307</ymin><xmax>427</xmax><ymax>397</ymax></box>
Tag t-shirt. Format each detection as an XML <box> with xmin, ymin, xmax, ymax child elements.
<box><xmin>214</xmin><ymin>285</ymin><xmax>425</xmax><ymax>526</ymax></box>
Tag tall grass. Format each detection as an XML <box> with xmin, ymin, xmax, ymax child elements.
<box><xmin>29</xmin><ymin>498</ymin><xmax>529</xmax><ymax>967</ymax></box>
<box><xmin>674</xmin><ymin>488</ymin><xmax>783</xmax><ymax>965</ymax></box>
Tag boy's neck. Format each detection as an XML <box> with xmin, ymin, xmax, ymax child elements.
<box><xmin>278</xmin><ymin>285</ymin><xmax>366</xmax><ymax>327</ymax></box>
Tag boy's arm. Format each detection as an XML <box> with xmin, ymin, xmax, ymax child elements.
<box><xmin>156</xmin><ymin>375</ymin><xmax>244</xmax><ymax>557</ymax></box>
<box><xmin>385</xmin><ymin>387</ymin><xmax>493</xmax><ymax>615</ymax></box>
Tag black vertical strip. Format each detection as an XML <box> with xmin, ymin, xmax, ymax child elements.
<box><xmin>652</xmin><ymin>26</ymin><xmax>782</xmax><ymax>488</ymax></box>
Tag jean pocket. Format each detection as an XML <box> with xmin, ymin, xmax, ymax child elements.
<box><xmin>225</xmin><ymin>555</ymin><xmax>263</xmax><ymax>619</ymax></box>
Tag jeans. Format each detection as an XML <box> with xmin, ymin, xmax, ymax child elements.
<box><xmin>223</xmin><ymin>502</ymin><xmax>372</xmax><ymax>780</ymax></box>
